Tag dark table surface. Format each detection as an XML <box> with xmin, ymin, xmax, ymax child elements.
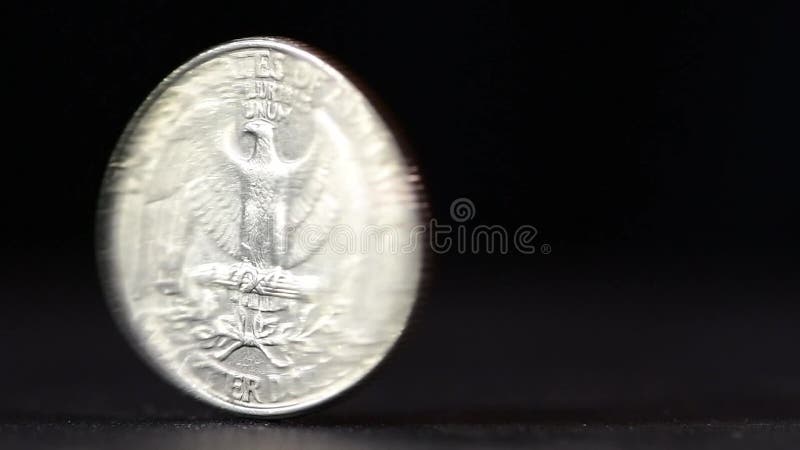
<box><xmin>3</xmin><ymin>259</ymin><xmax>800</xmax><ymax>449</ymax></box>
<box><xmin>6</xmin><ymin>420</ymin><xmax>800</xmax><ymax>450</ymax></box>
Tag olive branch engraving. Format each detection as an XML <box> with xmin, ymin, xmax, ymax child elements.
<box><xmin>179</xmin><ymin>261</ymin><xmax>331</xmax><ymax>367</ymax></box>
<box><xmin>190</xmin><ymin>309</ymin><xmax>328</xmax><ymax>366</ymax></box>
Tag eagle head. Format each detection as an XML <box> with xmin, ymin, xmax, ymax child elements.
<box><xmin>235</xmin><ymin>119</ymin><xmax>282</xmax><ymax>173</ymax></box>
<box><xmin>243</xmin><ymin>119</ymin><xmax>275</xmax><ymax>141</ymax></box>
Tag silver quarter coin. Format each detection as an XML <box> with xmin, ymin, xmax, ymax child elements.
<box><xmin>98</xmin><ymin>37</ymin><xmax>424</xmax><ymax>417</ymax></box>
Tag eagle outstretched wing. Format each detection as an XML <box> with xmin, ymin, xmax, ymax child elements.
<box><xmin>282</xmin><ymin>128</ymin><xmax>339</xmax><ymax>268</ymax></box>
<box><xmin>184</xmin><ymin>151</ymin><xmax>243</xmax><ymax>257</ymax></box>
<box><xmin>148</xmin><ymin>104</ymin><xmax>246</xmax><ymax>259</ymax></box>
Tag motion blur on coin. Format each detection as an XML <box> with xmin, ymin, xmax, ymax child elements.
<box><xmin>98</xmin><ymin>37</ymin><xmax>424</xmax><ymax>417</ymax></box>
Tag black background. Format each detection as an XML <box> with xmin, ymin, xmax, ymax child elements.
<box><xmin>4</xmin><ymin>0</ymin><xmax>800</xmax><ymax>447</ymax></box>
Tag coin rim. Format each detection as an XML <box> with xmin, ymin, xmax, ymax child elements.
<box><xmin>96</xmin><ymin>37</ymin><xmax>423</xmax><ymax>417</ymax></box>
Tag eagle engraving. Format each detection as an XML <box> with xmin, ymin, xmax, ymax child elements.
<box><xmin>186</xmin><ymin>115</ymin><xmax>336</xmax><ymax>274</ymax></box>
<box><xmin>151</xmin><ymin>92</ymin><xmax>339</xmax><ymax>367</ymax></box>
